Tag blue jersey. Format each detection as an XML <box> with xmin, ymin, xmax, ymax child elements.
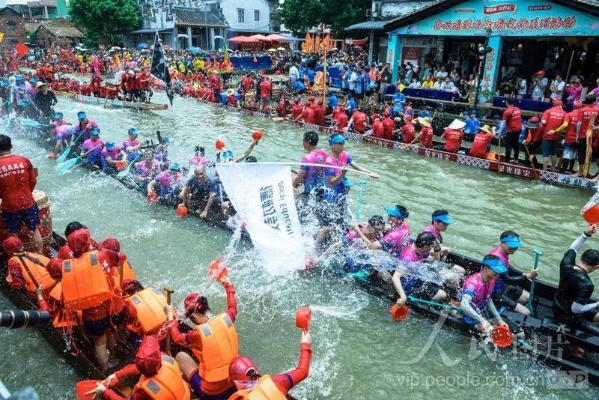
<box><xmin>346</xmin><ymin>99</ymin><xmax>357</xmax><ymax>114</ymax></box>
<box><xmin>307</xmin><ymin>69</ymin><xmax>315</xmax><ymax>83</ymax></box>
<box><xmin>328</xmin><ymin>95</ymin><xmax>338</xmax><ymax>108</ymax></box>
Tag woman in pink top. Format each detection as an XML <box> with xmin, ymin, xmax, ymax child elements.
<box><xmin>350</xmin><ymin>205</ymin><xmax>411</xmax><ymax>259</ymax></box>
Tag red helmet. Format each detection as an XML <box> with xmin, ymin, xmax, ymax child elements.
<box><xmin>229</xmin><ymin>355</ymin><xmax>258</xmax><ymax>381</ymax></box>
<box><xmin>184</xmin><ymin>292</ymin><xmax>201</xmax><ymax>317</ymax></box>
<box><xmin>100</xmin><ymin>237</ymin><xmax>120</xmax><ymax>252</ymax></box>
<box><xmin>67</xmin><ymin>229</ymin><xmax>90</xmax><ymax>252</ymax></box>
<box><xmin>46</xmin><ymin>258</ymin><xmax>63</xmax><ymax>280</ymax></box>
<box><xmin>135</xmin><ymin>336</ymin><xmax>162</xmax><ymax>376</ymax></box>
<box><xmin>2</xmin><ymin>237</ymin><xmax>23</xmax><ymax>255</ymax></box>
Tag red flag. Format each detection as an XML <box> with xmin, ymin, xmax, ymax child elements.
<box><xmin>15</xmin><ymin>43</ymin><xmax>28</xmax><ymax>58</ymax></box>
<box><xmin>92</xmin><ymin>56</ymin><xmax>101</xmax><ymax>76</ymax></box>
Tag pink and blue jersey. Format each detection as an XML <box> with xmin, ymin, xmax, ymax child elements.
<box><xmin>461</xmin><ymin>273</ymin><xmax>496</xmax><ymax>325</ymax></box>
<box><xmin>154</xmin><ymin>171</ymin><xmax>182</xmax><ymax>196</ymax></box>
<box><xmin>101</xmin><ymin>146</ymin><xmax>122</xmax><ymax>173</ymax></box>
<box><xmin>52</xmin><ymin>119</ymin><xmax>70</xmax><ymax>129</ymax></box>
<box><xmin>398</xmin><ymin>245</ymin><xmax>428</xmax><ymax>294</ymax></box>
<box><xmin>81</xmin><ymin>138</ymin><xmax>103</xmax><ymax>166</ymax></box>
<box><xmin>77</xmin><ymin>119</ymin><xmax>99</xmax><ymax>141</ymax></box>
<box><xmin>378</xmin><ymin>222</ymin><xmax>411</xmax><ymax>258</ymax></box>
<box><xmin>55</xmin><ymin>125</ymin><xmax>76</xmax><ymax>141</ymax></box>
<box><xmin>323</xmin><ymin>151</ymin><xmax>352</xmax><ymax>201</ymax></box>
<box><xmin>122</xmin><ymin>138</ymin><xmax>140</xmax><ymax>162</ymax></box>
<box><xmin>488</xmin><ymin>246</ymin><xmax>510</xmax><ymax>294</ymax></box>
<box><xmin>422</xmin><ymin>224</ymin><xmax>442</xmax><ymax>243</ymax></box>
<box><xmin>189</xmin><ymin>155</ymin><xmax>210</xmax><ymax>167</ymax></box>
<box><xmin>300</xmin><ymin>148</ymin><xmax>328</xmax><ymax>194</ymax></box>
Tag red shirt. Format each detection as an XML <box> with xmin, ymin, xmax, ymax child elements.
<box><xmin>564</xmin><ymin>111</ymin><xmax>581</xmax><ymax>143</ymax></box>
<box><xmin>336</xmin><ymin>113</ymin><xmax>349</xmax><ymax>130</ymax></box>
<box><xmin>469</xmin><ymin>133</ymin><xmax>492</xmax><ymax>158</ymax></box>
<box><xmin>502</xmin><ymin>106</ymin><xmax>523</xmax><ymax>132</ymax></box>
<box><xmin>541</xmin><ymin>106</ymin><xmax>566</xmax><ymax>141</ymax></box>
<box><xmin>353</xmin><ymin>112</ymin><xmax>368</xmax><ymax>133</ymax></box>
<box><xmin>0</xmin><ymin>154</ymin><xmax>36</xmax><ymax>212</ymax></box>
<box><xmin>578</xmin><ymin>105</ymin><xmax>599</xmax><ymax>138</ymax></box>
<box><xmin>401</xmin><ymin>122</ymin><xmax>415</xmax><ymax>143</ymax></box>
<box><xmin>382</xmin><ymin>117</ymin><xmax>395</xmax><ymax>140</ymax></box>
<box><xmin>291</xmin><ymin>104</ymin><xmax>303</xmax><ymax>119</ymax></box>
<box><xmin>138</xmin><ymin>72</ymin><xmax>150</xmax><ymax>89</ymax></box>
<box><xmin>313</xmin><ymin>106</ymin><xmax>326</xmax><ymax>124</ymax></box>
<box><xmin>420</xmin><ymin>126</ymin><xmax>433</xmax><ymax>148</ymax></box>
<box><xmin>301</xmin><ymin>107</ymin><xmax>315</xmax><ymax>124</ymax></box>
<box><xmin>442</xmin><ymin>128</ymin><xmax>463</xmax><ymax>153</ymax></box>
<box><xmin>372</xmin><ymin>120</ymin><xmax>384</xmax><ymax>138</ymax></box>
<box><xmin>241</xmin><ymin>77</ymin><xmax>254</xmax><ymax>91</ymax></box>
<box><xmin>259</xmin><ymin>80</ymin><xmax>271</xmax><ymax>99</ymax></box>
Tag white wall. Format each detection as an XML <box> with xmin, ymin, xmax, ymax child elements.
<box><xmin>220</xmin><ymin>0</ymin><xmax>270</xmax><ymax>32</ymax></box>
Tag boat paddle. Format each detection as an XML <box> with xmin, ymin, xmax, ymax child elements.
<box><xmin>526</xmin><ymin>249</ymin><xmax>543</xmax><ymax>316</ymax></box>
<box><xmin>19</xmin><ymin>118</ymin><xmax>50</xmax><ymax>129</ymax></box>
<box><xmin>164</xmin><ymin>287</ymin><xmax>174</xmax><ymax>356</ymax></box>
<box><xmin>55</xmin><ymin>143</ymin><xmax>102</xmax><ymax>174</ymax></box>
<box><xmin>56</xmin><ymin>131</ymin><xmax>84</xmax><ymax>164</ymax></box>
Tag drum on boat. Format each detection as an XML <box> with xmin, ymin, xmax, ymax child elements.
<box><xmin>0</xmin><ymin>190</ymin><xmax>53</xmax><ymax>254</ymax></box>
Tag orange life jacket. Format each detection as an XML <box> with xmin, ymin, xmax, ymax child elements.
<box><xmin>11</xmin><ymin>253</ymin><xmax>61</xmax><ymax>302</ymax></box>
<box><xmin>61</xmin><ymin>251</ymin><xmax>113</xmax><ymax>311</ymax></box>
<box><xmin>118</xmin><ymin>258</ymin><xmax>137</xmax><ymax>282</ymax></box>
<box><xmin>192</xmin><ymin>313</ymin><xmax>238</xmax><ymax>382</ymax></box>
<box><xmin>125</xmin><ymin>288</ymin><xmax>168</xmax><ymax>335</ymax></box>
<box><xmin>228</xmin><ymin>375</ymin><xmax>287</xmax><ymax>400</ymax></box>
<box><xmin>134</xmin><ymin>354</ymin><xmax>191</xmax><ymax>400</ymax></box>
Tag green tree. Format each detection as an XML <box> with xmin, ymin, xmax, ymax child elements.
<box><xmin>281</xmin><ymin>0</ymin><xmax>371</xmax><ymax>35</ymax></box>
<box><xmin>69</xmin><ymin>0</ymin><xmax>142</xmax><ymax>48</ymax></box>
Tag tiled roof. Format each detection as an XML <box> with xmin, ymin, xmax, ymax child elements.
<box><xmin>41</xmin><ymin>25</ymin><xmax>84</xmax><ymax>38</ymax></box>
<box><xmin>173</xmin><ymin>7</ymin><xmax>228</xmax><ymax>28</ymax></box>
<box><xmin>345</xmin><ymin>21</ymin><xmax>388</xmax><ymax>31</ymax></box>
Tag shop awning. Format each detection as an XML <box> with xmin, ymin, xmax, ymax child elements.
<box><xmin>384</xmin><ymin>0</ymin><xmax>459</xmax><ymax>30</ymax></box>
<box><xmin>345</xmin><ymin>21</ymin><xmax>388</xmax><ymax>31</ymax></box>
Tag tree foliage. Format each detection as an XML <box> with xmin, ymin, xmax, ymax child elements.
<box><xmin>69</xmin><ymin>0</ymin><xmax>142</xmax><ymax>48</ymax></box>
<box><xmin>281</xmin><ymin>0</ymin><xmax>371</xmax><ymax>35</ymax></box>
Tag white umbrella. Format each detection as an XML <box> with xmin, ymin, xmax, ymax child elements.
<box><xmin>277</xmin><ymin>47</ymin><xmax>286</xmax><ymax>51</ymax></box>
<box><xmin>268</xmin><ymin>48</ymin><xmax>276</xmax><ymax>52</ymax></box>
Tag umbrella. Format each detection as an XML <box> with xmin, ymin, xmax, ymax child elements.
<box><xmin>248</xmin><ymin>34</ymin><xmax>269</xmax><ymax>41</ymax></box>
<box><xmin>137</xmin><ymin>43</ymin><xmax>149</xmax><ymax>49</ymax></box>
<box><xmin>163</xmin><ymin>45</ymin><xmax>171</xmax><ymax>50</ymax></box>
<box><xmin>188</xmin><ymin>47</ymin><xmax>203</xmax><ymax>54</ymax></box>
<box><xmin>265</xmin><ymin>34</ymin><xmax>287</xmax><ymax>42</ymax></box>
<box><xmin>228</xmin><ymin>36</ymin><xmax>259</xmax><ymax>44</ymax></box>
<box><xmin>277</xmin><ymin>47</ymin><xmax>286</xmax><ymax>51</ymax></box>
<box><xmin>268</xmin><ymin>48</ymin><xmax>276</xmax><ymax>52</ymax></box>
<box><xmin>292</xmin><ymin>49</ymin><xmax>301</xmax><ymax>54</ymax></box>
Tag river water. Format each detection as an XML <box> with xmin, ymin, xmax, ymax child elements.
<box><xmin>1</xmin><ymin>91</ymin><xmax>599</xmax><ymax>399</ymax></box>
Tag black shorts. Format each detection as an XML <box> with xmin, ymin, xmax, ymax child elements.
<box><xmin>553</xmin><ymin>304</ymin><xmax>599</xmax><ymax>335</ymax></box>
<box><xmin>349</xmin><ymin>89</ymin><xmax>356</xmax><ymax>98</ymax></box>
<box><xmin>492</xmin><ymin>285</ymin><xmax>523</xmax><ymax>311</ymax></box>
<box><xmin>2</xmin><ymin>204</ymin><xmax>40</xmax><ymax>234</ymax></box>
<box><xmin>411</xmin><ymin>281</ymin><xmax>442</xmax><ymax>300</ymax></box>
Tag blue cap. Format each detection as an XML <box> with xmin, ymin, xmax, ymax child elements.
<box><xmin>30</xmin><ymin>77</ymin><xmax>37</xmax><ymax>84</ymax></box>
<box><xmin>77</xmin><ymin>111</ymin><xmax>87</xmax><ymax>120</ymax></box>
<box><xmin>329</xmin><ymin>134</ymin><xmax>346</xmax><ymax>145</ymax></box>
<box><xmin>90</xmin><ymin>128</ymin><xmax>99</xmax><ymax>136</ymax></box>
<box><xmin>161</xmin><ymin>137</ymin><xmax>170</xmax><ymax>144</ymax></box>
<box><xmin>492</xmin><ymin>114</ymin><xmax>501</xmax><ymax>120</ymax></box>
<box><xmin>15</xmin><ymin>75</ymin><xmax>23</xmax><ymax>81</ymax></box>
<box><xmin>53</xmin><ymin>112</ymin><xmax>63</xmax><ymax>119</ymax></box>
<box><xmin>128</xmin><ymin>128</ymin><xmax>139</xmax><ymax>136</ymax></box>
<box><xmin>501</xmin><ymin>236</ymin><xmax>522</xmax><ymax>249</ymax></box>
<box><xmin>385</xmin><ymin>206</ymin><xmax>404</xmax><ymax>219</ymax></box>
<box><xmin>482</xmin><ymin>257</ymin><xmax>508</xmax><ymax>274</ymax></box>
<box><xmin>222</xmin><ymin>150</ymin><xmax>234</xmax><ymax>160</ymax></box>
<box><xmin>432</xmin><ymin>213</ymin><xmax>454</xmax><ymax>224</ymax></box>
<box><xmin>105</xmin><ymin>142</ymin><xmax>115</xmax><ymax>150</ymax></box>
<box><xmin>169</xmin><ymin>163</ymin><xmax>180</xmax><ymax>171</ymax></box>
<box><xmin>343</xmin><ymin>178</ymin><xmax>354</xmax><ymax>188</ymax></box>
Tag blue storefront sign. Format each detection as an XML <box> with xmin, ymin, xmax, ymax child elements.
<box><xmin>389</xmin><ymin>0</ymin><xmax>599</xmax><ymax>37</ymax></box>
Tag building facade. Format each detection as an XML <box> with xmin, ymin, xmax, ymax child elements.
<box><xmin>34</xmin><ymin>18</ymin><xmax>83</xmax><ymax>48</ymax></box>
<box><xmin>0</xmin><ymin>7</ymin><xmax>27</xmax><ymax>50</ymax></box>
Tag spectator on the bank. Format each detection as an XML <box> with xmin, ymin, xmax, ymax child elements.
<box><xmin>549</xmin><ymin>73</ymin><xmax>566</xmax><ymax>100</ymax></box>
<box><xmin>565</xmin><ymin>80</ymin><xmax>583</xmax><ymax>106</ymax></box>
<box><xmin>531</xmin><ymin>70</ymin><xmax>548</xmax><ymax>100</ymax></box>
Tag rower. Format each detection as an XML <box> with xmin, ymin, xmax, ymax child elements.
<box><xmin>412</xmin><ymin>117</ymin><xmax>434</xmax><ymax>148</ymax></box>
<box><xmin>468</xmin><ymin>125</ymin><xmax>494</xmax><ymax>159</ymax></box>
<box><xmin>553</xmin><ymin>224</ymin><xmax>599</xmax><ymax>336</ymax></box>
<box><xmin>166</xmin><ymin>272</ymin><xmax>238</xmax><ymax>400</ymax></box>
<box><xmin>392</xmin><ymin>232</ymin><xmax>446</xmax><ymax>307</ymax></box>
<box><xmin>148</xmin><ymin>163</ymin><xmax>182</xmax><ymax>203</ymax></box>
<box><xmin>340</xmin><ymin>216</ymin><xmax>386</xmax><ymax>274</ymax></box>
<box><xmin>123</xmin><ymin>127</ymin><xmax>141</xmax><ymax>162</ymax></box>
<box><xmin>351</xmin><ymin>205</ymin><xmax>411</xmax><ymax>258</ymax></box>
<box><xmin>179</xmin><ymin>165</ymin><xmax>222</xmax><ymax>219</ymax></box>
<box><xmin>80</xmin><ymin>129</ymin><xmax>104</xmax><ymax>169</ymax></box>
<box><xmin>74</xmin><ymin>111</ymin><xmax>99</xmax><ymax>143</ymax></box>
<box><xmin>228</xmin><ymin>331</ymin><xmax>312</xmax><ymax>400</ymax></box>
<box><xmin>51</xmin><ymin>112</ymin><xmax>69</xmax><ymax>128</ymax></box>
<box><xmin>460</xmin><ymin>255</ymin><xmax>510</xmax><ymax>335</ymax></box>
<box><xmin>57</xmin><ymin>221</ymin><xmax>99</xmax><ymax>259</ymax></box>
<box><xmin>422</xmin><ymin>210</ymin><xmax>455</xmax><ymax>260</ymax></box>
<box><xmin>440</xmin><ymin>119</ymin><xmax>465</xmax><ymax>153</ymax></box>
<box><xmin>120</xmin><ymin>279</ymin><xmax>168</xmax><ymax>344</ymax></box>
<box><xmin>101</xmin><ymin>141</ymin><xmax>127</xmax><ymax>175</ymax></box>
<box><xmin>400</xmin><ymin>115</ymin><xmax>415</xmax><ymax>144</ymax></box>
<box><xmin>90</xmin><ymin>336</ymin><xmax>191</xmax><ymax>400</ymax></box>
<box><xmin>134</xmin><ymin>152</ymin><xmax>160</xmax><ymax>190</ymax></box>
<box><xmin>48</xmin><ymin>124</ymin><xmax>77</xmax><ymax>159</ymax></box>
<box><xmin>488</xmin><ymin>231</ymin><xmax>538</xmax><ymax>317</ymax></box>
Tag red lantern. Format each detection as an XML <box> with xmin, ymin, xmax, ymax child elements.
<box><xmin>215</xmin><ymin>139</ymin><xmax>225</xmax><ymax>150</ymax></box>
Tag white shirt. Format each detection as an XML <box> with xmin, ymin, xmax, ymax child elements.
<box><xmin>550</xmin><ymin>79</ymin><xmax>565</xmax><ymax>99</ymax></box>
<box><xmin>436</xmin><ymin>70</ymin><xmax>448</xmax><ymax>79</ymax></box>
<box><xmin>289</xmin><ymin>66</ymin><xmax>299</xmax><ymax>79</ymax></box>
<box><xmin>440</xmin><ymin>81</ymin><xmax>455</xmax><ymax>91</ymax></box>
<box><xmin>517</xmin><ymin>79</ymin><xmax>527</xmax><ymax>95</ymax></box>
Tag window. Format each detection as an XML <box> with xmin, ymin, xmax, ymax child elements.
<box><xmin>237</xmin><ymin>8</ymin><xmax>244</xmax><ymax>23</ymax></box>
<box><xmin>6</xmin><ymin>21</ymin><xmax>16</xmax><ymax>33</ymax></box>
<box><xmin>254</xmin><ymin>10</ymin><xmax>259</xmax><ymax>21</ymax></box>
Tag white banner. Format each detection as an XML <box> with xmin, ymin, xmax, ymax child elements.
<box><xmin>216</xmin><ymin>164</ymin><xmax>305</xmax><ymax>275</ymax></box>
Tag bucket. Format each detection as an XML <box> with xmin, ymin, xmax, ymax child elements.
<box><xmin>176</xmin><ymin>204</ymin><xmax>188</xmax><ymax>217</ymax></box>
<box><xmin>147</xmin><ymin>192</ymin><xmax>158</xmax><ymax>203</ymax></box>
<box><xmin>208</xmin><ymin>258</ymin><xmax>228</xmax><ymax>281</ymax></box>
<box><xmin>76</xmin><ymin>380</ymin><xmax>101</xmax><ymax>400</ymax></box>
<box><xmin>295</xmin><ymin>306</ymin><xmax>311</xmax><ymax>331</ymax></box>
<box><xmin>390</xmin><ymin>304</ymin><xmax>409</xmax><ymax>321</ymax></box>
<box><xmin>115</xmin><ymin>161</ymin><xmax>126</xmax><ymax>171</ymax></box>
<box><xmin>492</xmin><ymin>325</ymin><xmax>513</xmax><ymax>348</ymax></box>
<box><xmin>582</xmin><ymin>205</ymin><xmax>599</xmax><ymax>224</ymax></box>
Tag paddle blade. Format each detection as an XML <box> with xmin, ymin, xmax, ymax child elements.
<box><xmin>20</xmin><ymin>118</ymin><xmax>46</xmax><ymax>128</ymax></box>
<box><xmin>55</xmin><ymin>157</ymin><xmax>79</xmax><ymax>174</ymax></box>
<box><xmin>390</xmin><ymin>304</ymin><xmax>409</xmax><ymax>321</ymax></box>
<box><xmin>56</xmin><ymin>146</ymin><xmax>72</xmax><ymax>163</ymax></box>
<box><xmin>492</xmin><ymin>325</ymin><xmax>513</xmax><ymax>348</ymax></box>
<box><xmin>76</xmin><ymin>380</ymin><xmax>101</xmax><ymax>400</ymax></box>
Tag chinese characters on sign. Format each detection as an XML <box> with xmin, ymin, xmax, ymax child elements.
<box><xmin>0</xmin><ymin>162</ymin><xmax>25</xmax><ymax>179</ymax></box>
<box><xmin>433</xmin><ymin>16</ymin><xmax>576</xmax><ymax>32</ymax></box>
<box><xmin>259</xmin><ymin>181</ymin><xmax>295</xmax><ymax>235</ymax></box>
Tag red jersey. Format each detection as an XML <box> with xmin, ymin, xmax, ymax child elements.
<box><xmin>564</xmin><ymin>110</ymin><xmax>581</xmax><ymax>143</ymax></box>
<box><xmin>353</xmin><ymin>112</ymin><xmax>368</xmax><ymax>133</ymax></box>
<box><xmin>313</xmin><ymin>106</ymin><xmax>326</xmax><ymax>125</ymax></box>
<box><xmin>469</xmin><ymin>133</ymin><xmax>492</xmax><ymax>158</ymax></box>
<box><xmin>241</xmin><ymin>76</ymin><xmax>254</xmax><ymax>92</ymax></box>
<box><xmin>336</xmin><ymin>113</ymin><xmax>349</xmax><ymax>130</ymax></box>
<box><xmin>442</xmin><ymin>128</ymin><xmax>464</xmax><ymax>153</ymax></box>
<box><xmin>372</xmin><ymin>120</ymin><xmax>384</xmax><ymax>138</ymax></box>
<box><xmin>0</xmin><ymin>154</ymin><xmax>36</xmax><ymax>212</ymax></box>
<box><xmin>301</xmin><ymin>107</ymin><xmax>315</xmax><ymax>124</ymax></box>
<box><xmin>578</xmin><ymin>105</ymin><xmax>599</xmax><ymax>138</ymax></box>
<box><xmin>138</xmin><ymin>72</ymin><xmax>150</xmax><ymax>89</ymax></box>
<box><xmin>382</xmin><ymin>117</ymin><xmax>395</xmax><ymax>140</ymax></box>
<box><xmin>259</xmin><ymin>80</ymin><xmax>272</xmax><ymax>99</ymax></box>
<box><xmin>420</xmin><ymin>126</ymin><xmax>434</xmax><ymax>148</ymax></box>
<box><xmin>401</xmin><ymin>122</ymin><xmax>416</xmax><ymax>143</ymax></box>
<box><xmin>291</xmin><ymin>104</ymin><xmax>303</xmax><ymax>119</ymax></box>
<box><xmin>541</xmin><ymin>106</ymin><xmax>566</xmax><ymax>141</ymax></box>
<box><xmin>502</xmin><ymin>106</ymin><xmax>523</xmax><ymax>132</ymax></box>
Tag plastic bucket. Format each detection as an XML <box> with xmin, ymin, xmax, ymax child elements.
<box><xmin>390</xmin><ymin>304</ymin><xmax>409</xmax><ymax>321</ymax></box>
<box><xmin>76</xmin><ymin>380</ymin><xmax>100</xmax><ymax>400</ymax></box>
<box><xmin>208</xmin><ymin>258</ymin><xmax>228</xmax><ymax>281</ymax></box>
<box><xmin>492</xmin><ymin>325</ymin><xmax>513</xmax><ymax>348</ymax></box>
<box><xmin>176</xmin><ymin>204</ymin><xmax>188</xmax><ymax>217</ymax></box>
<box><xmin>295</xmin><ymin>306</ymin><xmax>311</xmax><ymax>331</ymax></box>
<box><xmin>582</xmin><ymin>205</ymin><xmax>599</xmax><ymax>224</ymax></box>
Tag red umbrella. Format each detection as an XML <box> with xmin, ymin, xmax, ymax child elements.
<box><xmin>248</xmin><ymin>34</ymin><xmax>269</xmax><ymax>41</ymax></box>
<box><xmin>228</xmin><ymin>36</ymin><xmax>259</xmax><ymax>43</ymax></box>
<box><xmin>264</xmin><ymin>34</ymin><xmax>287</xmax><ymax>42</ymax></box>
<box><xmin>163</xmin><ymin>45</ymin><xmax>171</xmax><ymax>50</ymax></box>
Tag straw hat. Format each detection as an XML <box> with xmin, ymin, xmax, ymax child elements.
<box><xmin>447</xmin><ymin>119</ymin><xmax>466</xmax><ymax>130</ymax></box>
<box><xmin>480</xmin><ymin>124</ymin><xmax>492</xmax><ymax>134</ymax></box>
<box><xmin>35</xmin><ymin>81</ymin><xmax>47</xmax><ymax>90</ymax></box>
<box><xmin>417</xmin><ymin>117</ymin><xmax>431</xmax><ymax>127</ymax></box>
<box><xmin>226</xmin><ymin>88</ymin><xmax>235</xmax><ymax>96</ymax></box>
